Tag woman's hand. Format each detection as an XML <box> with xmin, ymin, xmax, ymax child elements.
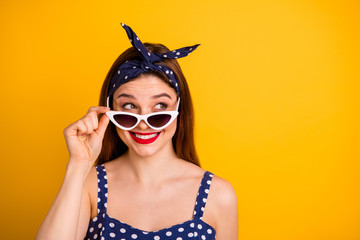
<box><xmin>63</xmin><ymin>106</ymin><xmax>110</xmax><ymax>166</ymax></box>
<box><xmin>36</xmin><ymin>106</ymin><xmax>110</xmax><ymax>240</ymax></box>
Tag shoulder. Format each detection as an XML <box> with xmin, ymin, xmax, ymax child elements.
<box><xmin>84</xmin><ymin>165</ymin><xmax>99</xmax><ymax>188</ymax></box>
<box><xmin>84</xmin><ymin>163</ymin><xmax>113</xmax><ymax>189</ymax></box>
<box><xmin>209</xmin><ymin>174</ymin><xmax>237</xmax><ymax>210</ymax></box>
<box><xmin>203</xmin><ymin>173</ymin><xmax>238</xmax><ymax>232</ymax></box>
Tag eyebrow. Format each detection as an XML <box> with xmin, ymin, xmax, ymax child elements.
<box><xmin>151</xmin><ymin>93</ymin><xmax>172</xmax><ymax>100</ymax></box>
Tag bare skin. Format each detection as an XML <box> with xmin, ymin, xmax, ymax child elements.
<box><xmin>36</xmin><ymin>75</ymin><xmax>238</xmax><ymax>240</ymax></box>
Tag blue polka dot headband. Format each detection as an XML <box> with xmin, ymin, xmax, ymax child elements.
<box><xmin>107</xmin><ymin>23</ymin><xmax>200</xmax><ymax>99</ymax></box>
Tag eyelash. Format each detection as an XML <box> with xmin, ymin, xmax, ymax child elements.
<box><xmin>155</xmin><ymin>103</ymin><xmax>168</xmax><ymax>110</ymax></box>
<box><xmin>121</xmin><ymin>102</ymin><xmax>168</xmax><ymax>110</ymax></box>
<box><xmin>122</xmin><ymin>103</ymin><xmax>136</xmax><ymax>110</ymax></box>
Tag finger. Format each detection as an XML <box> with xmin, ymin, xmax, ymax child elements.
<box><xmin>95</xmin><ymin>113</ymin><xmax>110</xmax><ymax>138</ymax></box>
<box><xmin>86</xmin><ymin>108</ymin><xmax>107</xmax><ymax>134</ymax></box>
<box><xmin>89</xmin><ymin>111</ymin><xmax>99</xmax><ymax>130</ymax></box>
<box><xmin>64</xmin><ymin>106</ymin><xmax>110</xmax><ymax>137</ymax></box>
<box><xmin>88</xmin><ymin>107</ymin><xmax>109</xmax><ymax>131</ymax></box>
<box><xmin>81</xmin><ymin>118</ymin><xmax>94</xmax><ymax>135</ymax></box>
<box><xmin>76</xmin><ymin>120</ymin><xmax>88</xmax><ymax>136</ymax></box>
<box><xmin>87</xmin><ymin>106</ymin><xmax>110</xmax><ymax>115</ymax></box>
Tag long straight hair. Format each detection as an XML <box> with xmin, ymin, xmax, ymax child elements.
<box><xmin>96</xmin><ymin>43</ymin><xmax>200</xmax><ymax>167</ymax></box>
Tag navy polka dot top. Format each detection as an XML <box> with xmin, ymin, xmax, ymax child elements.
<box><xmin>84</xmin><ymin>164</ymin><xmax>216</xmax><ymax>240</ymax></box>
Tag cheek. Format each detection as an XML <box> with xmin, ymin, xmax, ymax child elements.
<box><xmin>116</xmin><ymin>128</ymin><xmax>130</xmax><ymax>143</ymax></box>
<box><xmin>167</xmin><ymin>120</ymin><xmax>178</xmax><ymax>137</ymax></box>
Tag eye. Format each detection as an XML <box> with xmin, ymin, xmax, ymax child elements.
<box><xmin>122</xmin><ymin>103</ymin><xmax>136</xmax><ymax>110</ymax></box>
<box><xmin>154</xmin><ymin>103</ymin><xmax>168</xmax><ymax>110</ymax></box>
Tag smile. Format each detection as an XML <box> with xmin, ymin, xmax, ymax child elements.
<box><xmin>129</xmin><ymin>131</ymin><xmax>161</xmax><ymax>144</ymax></box>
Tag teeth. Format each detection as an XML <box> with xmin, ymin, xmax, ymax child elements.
<box><xmin>134</xmin><ymin>133</ymin><xmax>158</xmax><ymax>139</ymax></box>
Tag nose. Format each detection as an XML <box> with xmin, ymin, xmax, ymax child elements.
<box><xmin>135</xmin><ymin>107</ymin><xmax>152</xmax><ymax>130</ymax></box>
<box><xmin>136</xmin><ymin>119</ymin><xmax>149</xmax><ymax>130</ymax></box>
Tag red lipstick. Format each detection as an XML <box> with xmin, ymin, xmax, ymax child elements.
<box><xmin>129</xmin><ymin>131</ymin><xmax>161</xmax><ymax>144</ymax></box>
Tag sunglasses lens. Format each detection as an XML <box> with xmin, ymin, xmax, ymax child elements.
<box><xmin>148</xmin><ymin>114</ymin><xmax>172</xmax><ymax>128</ymax></box>
<box><xmin>114</xmin><ymin>114</ymin><xmax>137</xmax><ymax>128</ymax></box>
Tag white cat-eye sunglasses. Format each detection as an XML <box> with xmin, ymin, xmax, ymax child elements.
<box><xmin>106</xmin><ymin>97</ymin><xmax>180</xmax><ymax>131</ymax></box>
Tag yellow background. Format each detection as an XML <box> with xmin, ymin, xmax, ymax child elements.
<box><xmin>1</xmin><ymin>0</ymin><xmax>359</xmax><ymax>239</ymax></box>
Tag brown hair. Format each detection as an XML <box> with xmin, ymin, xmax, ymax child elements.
<box><xmin>96</xmin><ymin>43</ymin><xmax>200</xmax><ymax>167</ymax></box>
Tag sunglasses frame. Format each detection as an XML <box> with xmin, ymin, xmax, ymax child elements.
<box><xmin>106</xmin><ymin>97</ymin><xmax>180</xmax><ymax>131</ymax></box>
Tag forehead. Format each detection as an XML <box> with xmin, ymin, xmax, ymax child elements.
<box><xmin>113</xmin><ymin>74</ymin><xmax>177</xmax><ymax>98</ymax></box>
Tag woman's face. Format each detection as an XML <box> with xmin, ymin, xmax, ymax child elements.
<box><xmin>112</xmin><ymin>74</ymin><xmax>179</xmax><ymax>158</ymax></box>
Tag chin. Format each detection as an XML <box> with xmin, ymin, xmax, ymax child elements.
<box><xmin>131</xmin><ymin>146</ymin><xmax>159</xmax><ymax>158</ymax></box>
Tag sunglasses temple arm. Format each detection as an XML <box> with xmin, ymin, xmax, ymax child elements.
<box><xmin>177</xmin><ymin>97</ymin><xmax>180</xmax><ymax>110</ymax></box>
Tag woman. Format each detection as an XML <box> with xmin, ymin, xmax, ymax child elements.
<box><xmin>36</xmin><ymin>23</ymin><xmax>238</xmax><ymax>240</ymax></box>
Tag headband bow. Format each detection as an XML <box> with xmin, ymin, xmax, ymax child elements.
<box><xmin>107</xmin><ymin>23</ymin><xmax>200</xmax><ymax>98</ymax></box>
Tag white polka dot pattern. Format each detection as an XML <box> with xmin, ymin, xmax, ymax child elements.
<box><xmin>84</xmin><ymin>165</ymin><xmax>216</xmax><ymax>239</ymax></box>
<box><xmin>107</xmin><ymin>23</ymin><xmax>200</xmax><ymax>98</ymax></box>
<box><xmin>193</xmin><ymin>171</ymin><xmax>214</xmax><ymax>220</ymax></box>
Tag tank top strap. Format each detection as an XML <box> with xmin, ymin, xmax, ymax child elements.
<box><xmin>193</xmin><ymin>171</ymin><xmax>214</xmax><ymax>220</ymax></box>
<box><xmin>95</xmin><ymin>164</ymin><xmax>108</xmax><ymax>214</ymax></box>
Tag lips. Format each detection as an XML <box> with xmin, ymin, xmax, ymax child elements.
<box><xmin>129</xmin><ymin>131</ymin><xmax>161</xmax><ymax>144</ymax></box>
